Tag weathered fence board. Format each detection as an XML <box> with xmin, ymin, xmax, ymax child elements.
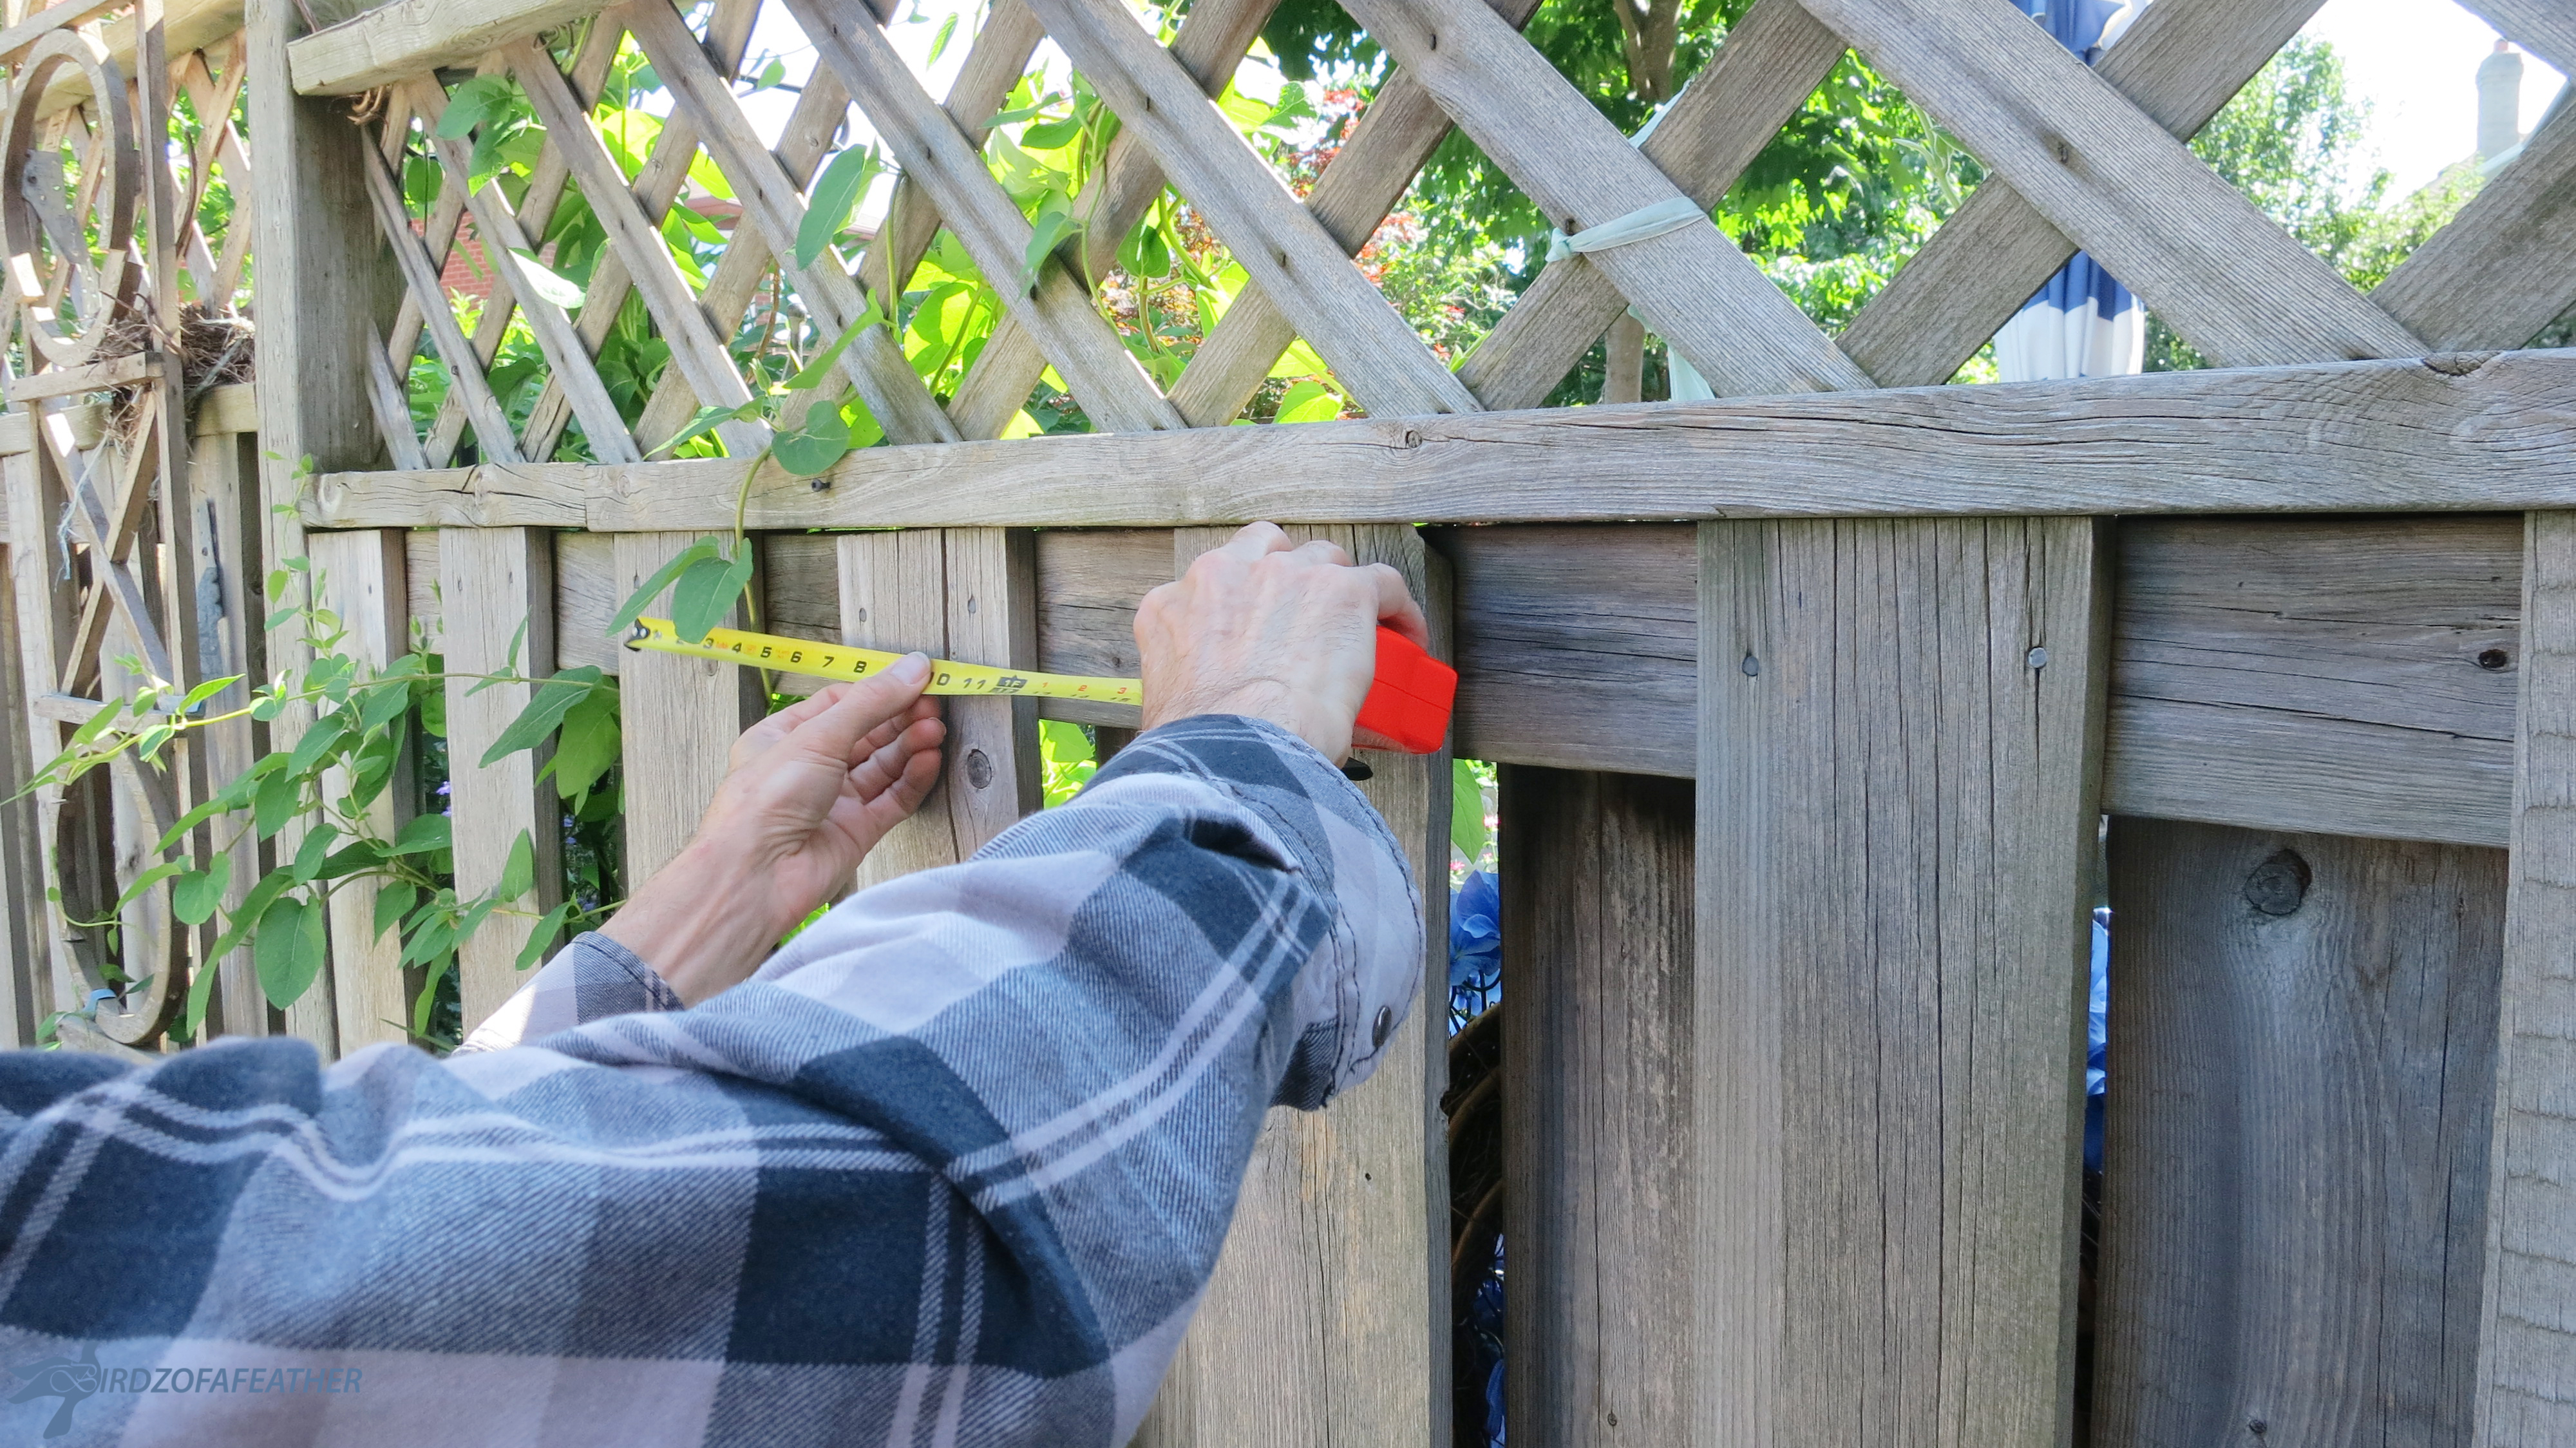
<box><xmin>2105</xmin><ymin>515</ymin><xmax>2522</xmax><ymax>847</ymax></box>
<box><xmin>2477</xmin><ymin>512</ymin><xmax>2576</xmax><ymax>1443</ymax></box>
<box><xmin>439</xmin><ymin>528</ymin><xmax>565</xmax><ymax>1031</ymax></box>
<box><xmin>2095</xmin><ymin>818</ymin><xmax>2503</xmax><ymax>1448</ymax></box>
<box><xmin>308</xmin><ymin>528</ymin><xmax>414</xmax><ymax>1050</ymax></box>
<box><xmin>312</xmin><ymin>352</ymin><xmax>2576</xmax><ymax>533</ymax></box>
<box><xmin>1138</xmin><ymin>524</ymin><xmax>1452</xmax><ymax>1448</ymax></box>
<box><xmin>616</xmin><ymin>533</ymin><xmax>757</xmax><ymax>882</ymax></box>
<box><xmin>1501</xmin><ymin>767</ymin><xmax>1694</xmax><ymax>1447</ymax></box>
<box><xmin>1698</xmin><ymin>516</ymin><xmax>2105</xmax><ymax>1448</ymax></box>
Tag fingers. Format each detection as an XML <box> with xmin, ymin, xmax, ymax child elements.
<box><xmin>777</xmin><ymin>654</ymin><xmax>933</xmax><ymax>765</ymax></box>
<box><xmin>1363</xmin><ymin>562</ymin><xmax>1430</xmax><ymax>647</ymax></box>
<box><xmin>1217</xmin><ymin>520</ymin><xmax>1294</xmax><ymax>560</ymax></box>
<box><xmin>848</xmin><ymin>715</ymin><xmax>945</xmax><ymax>803</ymax></box>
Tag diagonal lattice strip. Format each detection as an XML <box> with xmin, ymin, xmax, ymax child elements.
<box><xmin>1803</xmin><ymin>0</ymin><xmax>2420</xmax><ymax>368</ymax></box>
<box><xmin>1450</xmin><ymin>0</ymin><xmax>1846</xmax><ymax>411</ymax></box>
<box><xmin>1025</xmin><ymin>0</ymin><xmax>1479</xmax><ymax>419</ymax></box>
<box><xmin>626</xmin><ymin>0</ymin><xmax>961</xmax><ymax>445</ymax></box>
<box><xmin>1341</xmin><ymin>0</ymin><xmax>1870</xmax><ymax>398</ymax></box>
<box><xmin>786</xmin><ymin>0</ymin><xmax>1182</xmax><ymax>433</ymax></box>
<box><xmin>1835</xmin><ymin>0</ymin><xmax>2324</xmax><ymax>386</ymax></box>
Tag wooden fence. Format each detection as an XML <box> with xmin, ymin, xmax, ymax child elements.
<box><xmin>3</xmin><ymin>0</ymin><xmax>2575</xmax><ymax>1442</ymax></box>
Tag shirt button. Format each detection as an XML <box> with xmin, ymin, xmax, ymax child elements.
<box><xmin>1372</xmin><ymin>1005</ymin><xmax>1394</xmax><ymax>1049</ymax></box>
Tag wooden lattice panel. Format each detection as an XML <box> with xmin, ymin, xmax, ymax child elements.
<box><xmin>1</xmin><ymin>0</ymin><xmax>260</xmax><ymax>1047</ymax></box>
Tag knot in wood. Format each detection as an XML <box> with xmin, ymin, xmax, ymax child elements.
<box><xmin>966</xmin><ymin>747</ymin><xmax>995</xmax><ymax>790</ymax></box>
<box><xmin>2422</xmin><ymin>350</ymin><xmax>2499</xmax><ymax>377</ymax></box>
<box><xmin>2243</xmin><ymin>850</ymin><xmax>2310</xmax><ymax>917</ymax></box>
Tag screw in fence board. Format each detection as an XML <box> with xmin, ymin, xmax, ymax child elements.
<box><xmin>1500</xmin><ymin>766</ymin><xmax>1694</xmax><ymax>1447</ymax></box>
<box><xmin>2093</xmin><ymin>818</ymin><xmax>2504</xmax><ymax>1448</ymax></box>
<box><xmin>1697</xmin><ymin>517</ymin><xmax>2107</xmax><ymax>1448</ymax></box>
<box><xmin>2474</xmin><ymin>511</ymin><xmax>2576</xmax><ymax>1445</ymax></box>
<box><xmin>1135</xmin><ymin>524</ymin><xmax>1452</xmax><ymax>1448</ymax></box>
<box><xmin>616</xmin><ymin>533</ymin><xmax>760</xmax><ymax>884</ymax></box>
<box><xmin>249</xmin><ymin>0</ymin><xmax>406</xmax><ymax>1053</ymax></box>
<box><xmin>439</xmin><ymin>528</ymin><xmax>565</xmax><ymax>1033</ymax></box>
<box><xmin>308</xmin><ymin>529</ymin><xmax>415</xmax><ymax>1051</ymax></box>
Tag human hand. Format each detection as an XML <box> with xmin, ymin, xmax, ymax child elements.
<box><xmin>1135</xmin><ymin>522</ymin><xmax>1428</xmax><ymax>762</ymax></box>
<box><xmin>601</xmin><ymin>656</ymin><xmax>945</xmax><ymax>1004</ymax></box>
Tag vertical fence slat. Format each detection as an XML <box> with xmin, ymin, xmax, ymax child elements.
<box><xmin>191</xmin><ymin>432</ymin><xmax>271</xmax><ymax>1038</ymax></box>
<box><xmin>2094</xmin><ymin>818</ymin><xmax>2504</xmax><ymax>1447</ymax></box>
<box><xmin>839</xmin><ymin>528</ymin><xmax>957</xmax><ymax>886</ymax></box>
<box><xmin>309</xmin><ymin>528</ymin><xmax>413</xmax><ymax>1049</ymax></box>
<box><xmin>616</xmin><ymin>533</ymin><xmax>758</xmax><ymax>882</ymax></box>
<box><xmin>938</xmin><ymin>528</ymin><xmax>1040</xmax><ymax>857</ymax></box>
<box><xmin>837</xmin><ymin>528</ymin><xmax>1041</xmax><ymax>884</ymax></box>
<box><xmin>441</xmin><ymin>527</ymin><xmax>565</xmax><ymax>1032</ymax></box>
<box><xmin>1137</xmin><ymin>524</ymin><xmax>1452</xmax><ymax>1448</ymax></box>
<box><xmin>1698</xmin><ymin>517</ymin><xmax>2106</xmax><ymax>1448</ymax></box>
<box><xmin>5</xmin><ymin>448</ymin><xmax>74</xmax><ymax>1033</ymax></box>
<box><xmin>2477</xmin><ymin>511</ymin><xmax>2576</xmax><ymax>1443</ymax></box>
<box><xmin>0</xmin><ymin>534</ymin><xmax>34</xmax><ymax>1047</ymax></box>
<box><xmin>1501</xmin><ymin>766</ymin><xmax>1694</xmax><ymax>1446</ymax></box>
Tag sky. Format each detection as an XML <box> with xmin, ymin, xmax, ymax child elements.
<box><xmin>718</xmin><ymin>0</ymin><xmax>2571</xmax><ymax>216</ymax></box>
<box><xmin>2300</xmin><ymin>0</ymin><xmax>2568</xmax><ymax>195</ymax></box>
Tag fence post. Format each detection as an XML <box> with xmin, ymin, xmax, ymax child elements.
<box><xmin>0</xmin><ymin>529</ymin><xmax>35</xmax><ymax>1047</ymax></box>
<box><xmin>616</xmin><ymin>533</ymin><xmax>760</xmax><ymax>882</ymax></box>
<box><xmin>249</xmin><ymin>0</ymin><xmax>403</xmax><ymax>1054</ymax></box>
<box><xmin>1501</xmin><ymin>765</ymin><xmax>1694</xmax><ymax>1446</ymax></box>
<box><xmin>308</xmin><ymin>529</ymin><xmax>413</xmax><ymax>1049</ymax></box>
<box><xmin>1137</xmin><ymin>524</ymin><xmax>1453</xmax><ymax>1448</ymax></box>
<box><xmin>1697</xmin><ymin>516</ymin><xmax>2107</xmax><ymax>1448</ymax></box>
<box><xmin>2476</xmin><ymin>511</ymin><xmax>2576</xmax><ymax>1443</ymax></box>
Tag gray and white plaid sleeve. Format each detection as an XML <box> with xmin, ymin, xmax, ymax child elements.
<box><xmin>0</xmin><ymin>714</ymin><xmax>1421</xmax><ymax>1447</ymax></box>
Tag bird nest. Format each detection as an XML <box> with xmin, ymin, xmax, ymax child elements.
<box><xmin>94</xmin><ymin>303</ymin><xmax>257</xmax><ymax>446</ymax></box>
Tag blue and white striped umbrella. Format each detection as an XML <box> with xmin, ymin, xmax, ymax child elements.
<box><xmin>1993</xmin><ymin>0</ymin><xmax>2146</xmax><ymax>381</ymax></box>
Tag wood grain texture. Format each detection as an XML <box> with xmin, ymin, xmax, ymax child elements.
<box><xmin>314</xmin><ymin>352</ymin><xmax>2576</xmax><ymax>531</ymax></box>
<box><xmin>1804</xmin><ymin>0</ymin><xmax>2419</xmax><ymax>370</ymax></box>
<box><xmin>308</xmin><ymin>529</ymin><xmax>415</xmax><ymax>1050</ymax></box>
<box><xmin>784</xmin><ymin>0</ymin><xmax>1182</xmax><ymax>435</ymax></box>
<box><xmin>1452</xmin><ymin>0</ymin><xmax>1851</xmax><ymax>410</ymax></box>
<box><xmin>2474</xmin><ymin>510</ymin><xmax>2576</xmax><ymax>1444</ymax></box>
<box><xmin>1837</xmin><ymin>0</ymin><xmax>2327</xmax><ymax>386</ymax></box>
<box><xmin>0</xmin><ymin>538</ymin><xmax>37</xmax><ymax>1045</ymax></box>
<box><xmin>1434</xmin><ymin>523</ymin><xmax>1696</xmax><ymax>776</ymax></box>
<box><xmin>2106</xmin><ymin>515</ymin><xmax>2523</xmax><ymax>848</ymax></box>
<box><xmin>937</xmin><ymin>528</ymin><xmax>1042</xmax><ymax>857</ymax></box>
<box><xmin>1501</xmin><ymin>766</ymin><xmax>1695</xmax><ymax>1448</ymax></box>
<box><xmin>1020</xmin><ymin>0</ymin><xmax>1479</xmax><ymax>419</ymax></box>
<box><xmin>288</xmin><ymin>0</ymin><xmax>594</xmax><ymax>93</ymax></box>
<box><xmin>1343</xmin><ymin>0</ymin><xmax>1868</xmax><ymax>398</ymax></box>
<box><xmin>7</xmin><ymin>450</ymin><xmax>79</xmax><ymax>1034</ymax></box>
<box><xmin>616</xmin><ymin>533</ymin><xmax>758</xmax><ymax>884</ymax></box>
<box><xmin>2374</xmin><ymin>100</ymin><xmax>2576</xmax><ymax>352</ymax></box>
<box><xmin>439</xmin><ymin>528</ymin><xmax>565</xmax><ymax>1032</ymax></box>
<box><xmin>1697</xmin><ymin>516</ymin><xmax>2107</xmax><ymax>1448</ymax></box>
<box><xmin>1137</xmin><ymin>524</ymin><xmax>1451</xmax><ymax>1448</ymax></box>
<box><xmin>2095</xmin><ymin>818</ymin><xmax>2505</xmax><ymax>1448</ymax></box>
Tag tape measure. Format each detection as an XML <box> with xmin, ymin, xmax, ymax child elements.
<box><xmin>623</xmin><ymin>616</ymin><xmax>1456</xmax><ymax>754</ymax></box>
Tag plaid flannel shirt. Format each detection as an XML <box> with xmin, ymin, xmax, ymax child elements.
<box><xmin>0</xmin><ymin>716</ymin><xmax>1423</xmax><ymax>1446</ymax></box>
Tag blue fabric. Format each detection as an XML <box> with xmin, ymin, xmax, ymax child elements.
<box><xmin>0</xmin><ymin>715</ymin><xmax>1424</xmax><ymax>1447</ymax></box>
<box><xmin>1448</xmin><ymin>870</ymin><xmax>1502</xmax><ymax>1031</ymax></box>
<box><xmin>2087</xmin><ymin>905</ymin><xmax>2110</xmax><ymax>1175</ymax></box>
<box><xmin>2010</xmin><ymin>0</ymin><xmax>2138</xmax><ymax>326</ymax></box>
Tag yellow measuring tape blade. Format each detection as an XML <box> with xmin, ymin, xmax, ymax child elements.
<box><xmin>624</xmin><ymin>618</ymin><xmax>1144</xmax><ymax>707</ymax></box>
